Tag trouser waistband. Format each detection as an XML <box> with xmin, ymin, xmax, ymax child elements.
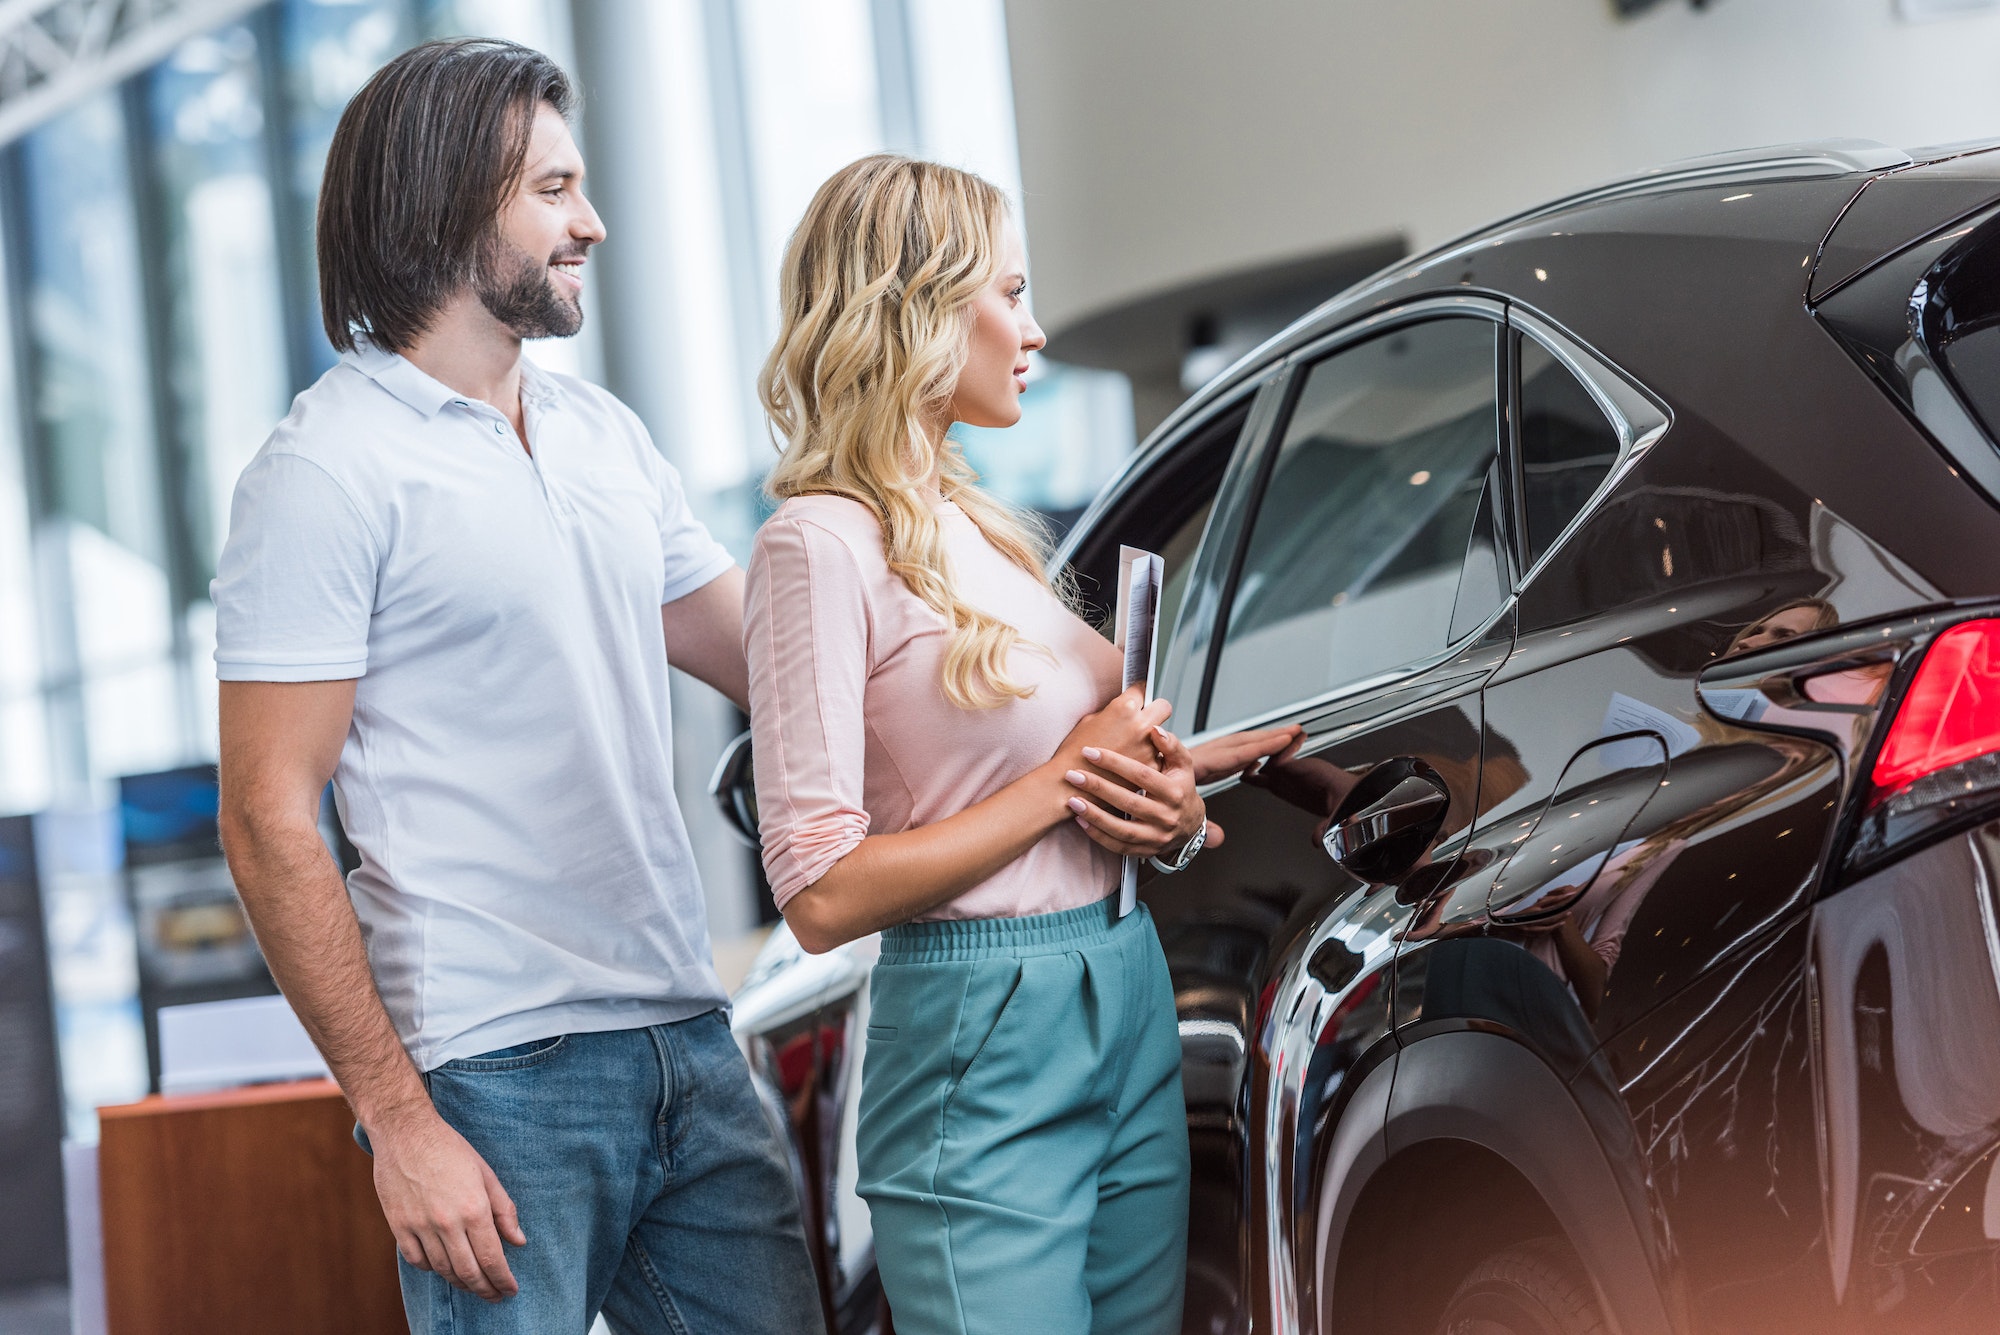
<box><xmin>877</xmin><ymin>893</ymin><xmax>1131</xmax><ymax>964</ymax></box>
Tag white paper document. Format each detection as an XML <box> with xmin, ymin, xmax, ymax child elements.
<box><xmin>1113</xmin><ymin>546</ymin><xmax>1165</xmax><ymax>917</ymax></box>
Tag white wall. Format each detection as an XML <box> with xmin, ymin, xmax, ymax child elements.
<box><xmin>1004</xmin><ymin>0</ymin><xmax>2000</xmax><ymax>338</ymax></box>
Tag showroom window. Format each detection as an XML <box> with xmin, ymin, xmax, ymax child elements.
<box><xmin>145</xmin><ymin>23</ymin><xmax>293</xmax><ymax>580</ymax></box>
<box><xmin>1206</xmin><ymin>318</ymin><xmax>1501</xmax><ymax>727</ymax></box>
<box><xmin>1517</xmin><ymin>333</ymin><xmax>1622</xmax><ymax>569</ymax></box>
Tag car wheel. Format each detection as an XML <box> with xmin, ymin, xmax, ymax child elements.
<box><xmin>1436</xmin><ymin>1236</ymin><xmax>1608</xmax><ymax>1335</ymax></box>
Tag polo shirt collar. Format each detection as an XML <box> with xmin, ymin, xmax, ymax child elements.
<box><xmin>343</xmin><ymin>334</ymin><xmax>459</xmax><ymax>419</ymax></box>
<box><xmin>343</xmin><ymin>334</ymin><xmax>559</xmax><ymax>419</ymax></box>
<box><xmin>517</xmin><ymin>355</ymin><xmax>559</xmax><ymax>408</ymax></box>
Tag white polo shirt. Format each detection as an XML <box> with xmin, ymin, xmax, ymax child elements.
<box><xmin>213</xmin><ymin>338</ymin><xmax>735</xmax><ymax>1070</ymax></box>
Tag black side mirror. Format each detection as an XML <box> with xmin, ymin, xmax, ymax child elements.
<box><xmin>1322</xmin><ymin>757</ymin><xmax>1450</xmax><ymax>884</ymax></box>
<box><xmin>709</xmin><ymin>730</ymin><xmax>759</xmax><ymax>848</ymax></box>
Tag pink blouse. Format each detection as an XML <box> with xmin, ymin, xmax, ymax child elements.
<box><xmin>744</xmin><ymin>492</ymin><xmax>1122</xmax><ymax>920</ymax></box>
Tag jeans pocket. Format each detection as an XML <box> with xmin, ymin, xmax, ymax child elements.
<box><xmin>436</xmin><ymin>1034</ymin><xmax>568</xmax><ymax>1073</ymax></box>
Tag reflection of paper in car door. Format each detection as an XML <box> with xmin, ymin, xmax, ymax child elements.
<box><xmin>1702</xmin><ymin>688</ymin><xmax>1769</xmax><ymax>725</ymax></box>
<box><xmin>1600</xmin><ymin>692</ymin><xmax>1701</xmax><ymax>764</ymax></box>
<box><xmin>1114</xmin><ymin>546</ymin><xmax>1164</xmax><ymax>917</ymax></box>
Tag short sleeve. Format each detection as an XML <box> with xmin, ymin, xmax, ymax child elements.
<box><xmin>745</xmin><ymin>517</ymin><xmax>873</xmax><ymax>908</ymax></box>
<box><xmin>627</xmin><ymin>409</ymin><xmax>733</xmax><ymax>605</ymax></box>
<box><xmin>211</xmin><ymin>453</ymin><xmax>380</xmax><ymax>682</ymax></box>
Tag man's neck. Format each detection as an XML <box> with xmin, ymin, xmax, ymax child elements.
<box><xmin>399</xmin><ymin>292</ymin><xmax>527</xmax><ymax>429</ymax></box>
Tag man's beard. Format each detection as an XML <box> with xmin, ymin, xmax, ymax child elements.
<box><xmin>474</xmin><ymin>237</ymin><xmax>584</xmax><ymax>340</ymax></box>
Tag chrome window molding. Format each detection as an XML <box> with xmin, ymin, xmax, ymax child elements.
<box><xmin>1048</xmin><ymin>372</ymin><xmax>1270</xmax><ymax>577</ymax></box>
<box><xmin>1186</xmin><ymin>298</ymin><xmax>1512</xmax><ymax>738</ymax></box>
<box><xmin>1156</xmin><ymin>373</ymin><xmax>1290</xmax><ymax>721</ymax></box>
<box><xmin>1047</xmin><ymin>368</ymin><xmax>1286</xmax><ymax>725</ymax></box>
<box><xmin>1506</xmin><ymin>303</ymin><xmax>1675</xmax><ymax>592</ymax></box>
<box><xmin>1186</xmin><ymin>621</ymin><xmax>1495</xmax><ymax>755</ymax></box>
<box><xmin>1281</xmin><ymin>293</ymin><xmax>1507</xmax><ymax>369</ymax></box>
<box><xmin>1085</xmin><ymin>292</ymin><xmax>1672</xmax><ymax>746</ymax></box>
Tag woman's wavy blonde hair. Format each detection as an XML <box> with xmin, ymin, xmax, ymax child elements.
<box><xmin>759</xmin><ymin>154</ymin><xmax>1064</xmax><ymax>710</ymax></box>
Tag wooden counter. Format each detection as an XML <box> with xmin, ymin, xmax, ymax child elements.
<box><xmin>97</xmin><ymin>1079</ymin><xmax>403</xmax><ymax>1335</ymax></box>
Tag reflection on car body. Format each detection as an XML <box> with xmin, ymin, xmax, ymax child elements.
<box><xmin>724</xmin><ymin>138</ymin><xmax>2000</xmax><ymax>1334</ymax></box>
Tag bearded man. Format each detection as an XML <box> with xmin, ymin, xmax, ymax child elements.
<box><xmin>211</xmin><ymin>38</ymin><xmax>820</xmax><ymax>1335</ymax></box>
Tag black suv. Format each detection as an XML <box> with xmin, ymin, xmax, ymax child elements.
<box><xmin>723</xmin><ymin>139</ymin><xmax>2000</xmax><ymax>1335</ymax></box>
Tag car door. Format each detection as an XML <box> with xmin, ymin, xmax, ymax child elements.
<box><xmin>1125</xmin><ymin>300</ymin><xmax>1518</xmax><ymax>1333</ymax></box>
<box><xmin>1390</xmin><ymin>307</ymin><xmax>1851</xmax><ymax>1331</ymax></box>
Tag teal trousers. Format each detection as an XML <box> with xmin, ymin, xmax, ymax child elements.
<box><xmin>856</xmin><ymin>896</ymin><xmax>1190</xmax><ymax>1335</ymax></box>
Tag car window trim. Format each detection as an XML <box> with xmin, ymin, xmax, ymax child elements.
<box><xmin>1505</xmin><ymin>304</ymin><xmax>1674</xmax><ymax>594</ymax></box>
<box><xmin>1154</xmin><ymin>372</ymin><xmax>1290</xmax><ymax>722</ymax></box>
<box><xmin>1051</xmin><ymin>376</ymin><xmax>1267</xmax><ymax>576</ymax></box>
<box><xmin>1191</xmin><ymin>296</ymin><xmax>1511</xmax><ymax>735</ymax></box>
<box><xmin>1050</xmin><ymin>371</ymin><xmax>1277</xmax><ymax>719</ymax></box>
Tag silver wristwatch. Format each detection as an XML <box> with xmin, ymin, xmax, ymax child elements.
<box><xmin>1149</xmin><ymin>822</ymin><xmax>1206</xmax><ymax>875</ymax></box>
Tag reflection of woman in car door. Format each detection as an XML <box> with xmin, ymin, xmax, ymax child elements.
<box><xmin>742</xmin><ymin>155</ymin><xmax>1279</xmax><ymax>1335</ymax></box>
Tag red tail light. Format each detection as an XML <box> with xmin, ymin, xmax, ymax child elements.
<box><xmin>1872</xmin><ymin>619</ymin><xmax>2000</xmax><ymax>792</ymax></box>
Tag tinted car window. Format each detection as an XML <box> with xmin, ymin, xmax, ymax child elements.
<box><xmin>1207</xmin><ymin>318</ymin><xmax>1500</xmax><ymax>726</ymax></box>
<box><xmin>1519</xmin><ymin>336</ymin><xmax>1622</xmax><ymax>567</ymax></box>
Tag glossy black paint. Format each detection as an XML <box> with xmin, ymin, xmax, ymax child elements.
<box><xmin>729</xmin><ymin>144</ymin><xmax>2000</xmax><ymax>1335</ymax></box>
<box><xmin>1049</xmin><ymin>142</ymin><xmax>2000</xmax><ymax>1334</ymax></box>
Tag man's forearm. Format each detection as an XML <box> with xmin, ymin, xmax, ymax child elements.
<box><xmin>223</xmin><ymin>814</ymin><xmax>430</xmax><ymax>1133</ymax></box>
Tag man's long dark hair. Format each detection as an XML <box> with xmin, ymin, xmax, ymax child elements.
<box><xmin>316</xmin><ymin>38</ymin><xmax>575</xmax><ymax>354</ymax></box>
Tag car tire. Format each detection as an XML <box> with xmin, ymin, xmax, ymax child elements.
<box><xmin>1435</xmin><ymin>1235</ymin><xmax>1608</xmax><ymax>1335</ymax></box>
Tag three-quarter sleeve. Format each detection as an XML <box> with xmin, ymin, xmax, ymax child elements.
<box><xmin>745</xmin><ymin>516</ymin><xmax>874</xmax><ymax>908</ymax></box>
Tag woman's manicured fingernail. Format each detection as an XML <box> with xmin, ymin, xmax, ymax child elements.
<box><xmin>1065</xmin><ymin>769</ymin><xmax>1087</xmax><ymax>785</ymax></box>
<box><xmin>1075</xmin><ymin>816</ymin><xmax>1090</xmax><ymax>829</ymax></box>
<box><xmin>1081</xmin><ymin>746</ymin><xmax>1101</xmax><ymax>762</ymax></box>
<box><xmin>1067</xmin><ymin>796</ymin><xmax>1087</xmax><ymax>813</ymax></box>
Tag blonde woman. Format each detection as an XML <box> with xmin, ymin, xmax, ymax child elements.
<box><xmin>745</xmin><ymin>155</ymin><xmax>1204</xmax><ymax>1334</ymax></box>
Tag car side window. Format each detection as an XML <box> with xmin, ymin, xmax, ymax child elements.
<box><xmin>1068</xmin><ymin>397</ymin><xmax>1251</xmax><ymax>641</ymax></box>
<box><xmin>1518</xmin><ymin>334</ymin><xmax>1622</xmax><ymax>568</ymax></box>
<box><xmin>1206</xmin><ymin>318</ymin><xmax>1501</xmax><ymax>727</ymax></box>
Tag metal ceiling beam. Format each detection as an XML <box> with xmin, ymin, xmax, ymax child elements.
<box><xmin>0</xmin><ymin>0</ymin><xmax>263</xmax><ymax>146</ymax></box>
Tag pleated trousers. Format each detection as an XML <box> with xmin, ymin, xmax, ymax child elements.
<box><xmin>856</xmin><ymin>895</ymin><xmax>1190</xmax><ymax>1335</ymax></box>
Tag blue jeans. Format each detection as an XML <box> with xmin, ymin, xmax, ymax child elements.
<box><xmin>364</xmin><ymin>1011</ymin><xmax>822</xmax><ymax>1334</ymax></box>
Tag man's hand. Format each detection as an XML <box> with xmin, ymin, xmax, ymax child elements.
<box><xmin>371</xmin><ymin>1107</ymin><xmax>526</xmax><ymax>1301</ymax></box>
<box><xmin>222</xmin><ymin>679</ymin><xmax>527</xmax><ymax>1297</ymax></box>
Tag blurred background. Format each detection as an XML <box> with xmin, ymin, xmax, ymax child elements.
<box><xmin>5</xmin><ymin>0</ymin><xmax>2000</xmax><ymax>1329</ymax></box>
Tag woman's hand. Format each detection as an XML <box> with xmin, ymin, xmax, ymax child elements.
<box><xmin>1052</xmin><ymin>683</ymin><xmax>1170</xmax><ymax>774</ymax></box>
<box><xmin>1062</xmin><ymin>723</ymin><xmax>1209</xmax><ymax>858</ymax></box>
<box><xmin>1189</xmin><ymin>724</ymin><xmax>1303</xmax><ymax>784</ymax></box>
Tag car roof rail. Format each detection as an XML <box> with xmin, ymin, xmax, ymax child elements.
<box><xmin>1505</xmin><ymin>140</ymin><xmax>1914</xmax><ymax>230</ymax></box>
<box><xmin>1319</xmin><ymin>141</ymin><xmax>1914</xmax><ymax>322</ymax></box>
